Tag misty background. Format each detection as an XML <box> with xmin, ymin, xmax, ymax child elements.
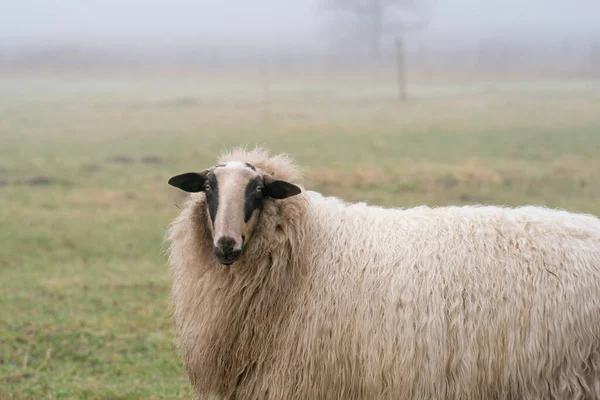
<box><xmin>1</xmin><ymin>0</ymin><xmax>599</xmax><ymax>79</ymax></box>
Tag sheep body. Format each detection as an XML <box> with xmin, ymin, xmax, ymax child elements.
<box><xmin>167</xmin><ymin>149</ymin><xmax>600</xmax><ymax>400</ymax></box>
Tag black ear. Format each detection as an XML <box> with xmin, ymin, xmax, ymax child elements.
<box><xmin>263</xmin><ymin>178</ymin><xmax>302</xmax><ymax>199</ymax></box>
<box><xmin>168</xmin><ymin>171</ymin><xmax>208</xmax><ymax>192</ymax></box>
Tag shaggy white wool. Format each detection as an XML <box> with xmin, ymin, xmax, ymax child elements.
<box><xmin>167</xmin><ymin>148</ymin><xmax>600</xmax><ymax>400</ymax></box>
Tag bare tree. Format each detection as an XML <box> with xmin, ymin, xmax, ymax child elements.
<box><xmin>323</xmin><ymin>0</ymin><xmax>428</xmax><ymax>61</ymax></box>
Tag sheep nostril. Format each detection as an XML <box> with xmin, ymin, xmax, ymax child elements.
<box><xmin>213</xmin><ymin>237</ymin><xmax>242</xmax><ymax>264</ymax></box>
<box><xmin>217</xmin><ymin>236</ymin><xmax>236</xmax><ymax>251</ymax></box>
<box><xmin>213</xmin><ymin>246</ymin><xmax>224</xmax><ymax>259</ymax></box>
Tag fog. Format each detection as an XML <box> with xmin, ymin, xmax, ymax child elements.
<box><xmin>1</xmin><ymin>0</ymin><xmax>321</xmax><ymax>47</ymax></box>
<box><xmin>3</xmin><ymin>0</ymin><xmax>599</xmax><ymax>44</ymax></box>
<box><xmin>1</xmin><ymin>0</ymin><xmax>599</xmax><ymax>75</ymax></box>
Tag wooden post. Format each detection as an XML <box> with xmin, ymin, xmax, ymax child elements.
<box><xmin>260</xmin><ymin>56</ymin><xmax>270</xmax><ymax>104</ymax></box>
<box><xmin>591</xmin><ymin>44</ymin><xmax>600</xmax><ymax>77</ymax></box>
<box><xmin>395</xmin><ymin>38</ymin><xmax>407</xmax><ymax>101</ymax></box>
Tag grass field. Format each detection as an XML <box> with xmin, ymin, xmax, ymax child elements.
<box><xmin>1</xmin><ymin>72</ymin><xmax>600</xmax><ymax>399</ymax></box>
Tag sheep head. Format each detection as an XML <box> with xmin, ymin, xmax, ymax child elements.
<box><xmin>168</xmin><ymin>161</ymin><xmax>301</xmax><ymax>265</ymax></box>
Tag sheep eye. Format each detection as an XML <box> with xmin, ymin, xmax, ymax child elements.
<box><xmin>204</xmin><ymin>183</ymin><xmax>210</xmax><ymax>192</ymax></box>
<box><xmin>256</xmin><ymin>186</ymin><xmax>263</xmax><ymax>192</ymax></box>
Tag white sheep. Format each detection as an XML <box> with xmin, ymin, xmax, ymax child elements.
<box><xmin>166</xmin><ymin>147</ymin><xmax>600</xmax><ymax>400</ymax></box>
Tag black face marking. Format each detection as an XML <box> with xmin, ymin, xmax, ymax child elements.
<box><xmin>244</xmin><ymin>176</ymin><xmax>264</xmax><ymax>223</ymax></box>
<box><xmin>205</xmin><ymin>173</ymin><xmax>219</xmax><ymax>224</ymax></box>
<box><xmin>244</xmin><ymin>163</ymin><xmax>256</xmax><ymax>171</ymax></box>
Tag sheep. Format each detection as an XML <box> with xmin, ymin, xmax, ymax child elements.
<box><xmin>166</xmin><ymin>147</ymin><xmax>600</xmax><ymax>400</ymax></box>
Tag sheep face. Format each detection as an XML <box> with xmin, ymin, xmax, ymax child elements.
<box><xmin>168</xmin><ymin>161</ymin><xmax>301</xmax><ymax>265</ymax></box>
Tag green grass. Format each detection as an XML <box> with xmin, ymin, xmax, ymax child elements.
<box><xmin>1</xmin><ymin>72</ymin><xmax>600</xmax><ymax>399</ymax></box>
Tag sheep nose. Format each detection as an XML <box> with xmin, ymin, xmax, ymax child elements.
<box><xmin>213</xmin><ymin>236</ymin><xmax>242</xmax><ymax>265</ymax></box>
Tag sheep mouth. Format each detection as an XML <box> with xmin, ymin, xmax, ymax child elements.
<box><xmin>215</xmin><ymin>254</ymin><xmax>240</xmax><ymax>266</ymax></box>
<box><xmin>213</xmin><ymin>239</ymin><xmax>244</xmax><ymax>266</ymax></box>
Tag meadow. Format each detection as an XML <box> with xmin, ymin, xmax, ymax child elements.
<box><xmin>1</xmin><ymin>70</ymin><xmax>600</xmax><ymax>399</ymax></box>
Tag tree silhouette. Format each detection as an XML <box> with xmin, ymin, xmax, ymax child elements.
<box><xmin>323</xmin><ymin>0</ymin><xmax>428</xmax><ymax>61</ymax></box>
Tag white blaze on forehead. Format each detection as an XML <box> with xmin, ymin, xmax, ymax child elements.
<box><xmin>216</xmin><ymin>161</ymin><xmax>255</xmax><ymax>171</ymax></box>
<box><xmin>222</xmin><ymin>161</ymin><xmax>250</xmax><ymax>169</ymax></box>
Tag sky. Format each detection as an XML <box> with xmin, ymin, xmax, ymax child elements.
<box><xmin>1</xmin><ymin>0</ymin><xmax>599</xmax><ymax>49</ymax></box>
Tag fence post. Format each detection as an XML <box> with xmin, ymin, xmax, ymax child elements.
<box><xmin>395</xmin><ymin>38</ymin><xmax>407</xmax><ymax>101</ymax></box>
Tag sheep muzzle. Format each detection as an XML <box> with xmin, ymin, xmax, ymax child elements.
<box><xmin>213</xmin><ymin>236</ymin><xmax>243</xmax><ymax>265</ymax></box>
